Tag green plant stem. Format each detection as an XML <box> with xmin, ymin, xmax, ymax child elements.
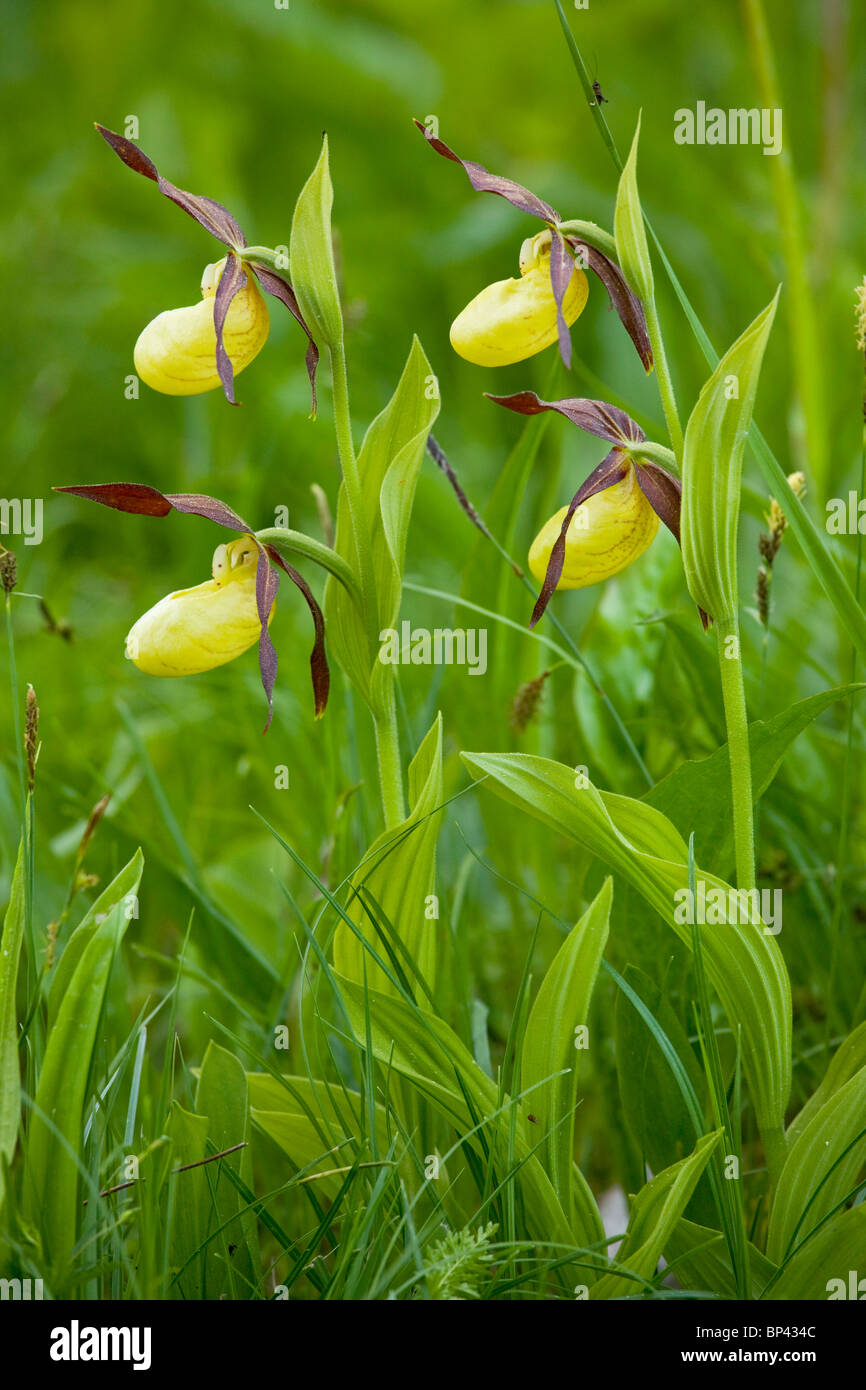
<box><xmin>623</xmin><ymin>441</ymin><xmax>678</xmax><ymax>472</ymax></box>
<box><xmin>246</xmin><ymin>252</ymin><xmax>406</xmax><ymax>825</ymax></box>
<box><xmin>329</xmin><ymin>342</ymin><xmax>406</xmax><ymax>829</ymax></box>
<box><xmin>373</xmin><ymin>691</ymin><xmax>406</xmax><ymax>830</ymax></box>
<box><xmin>717</xmin><ymin>617</ymin><xmax>756</xmax><ymax>892</ymax></box>
<box><xmin>555</xmin><ymin>219</ymin><xmax>618</xmax><ymax>261</ymax></box>
<box><xmin>241</xmin><ymin>245</ymin><xmax>284</xmax><ymax>268</ymax></box>
<box><xmin>643</xmin><ymin>297</ymin><xmax>684</xmax><ymax>461</ymax></box>
<box><xmin>329</xmin><ymin>343</ymin><xmax>377</xmax><ymax>642</ymax></box>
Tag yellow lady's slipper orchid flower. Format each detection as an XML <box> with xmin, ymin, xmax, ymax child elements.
<box><xmin>450</xmin><ymin>230</ymin><xmax>588</xmax><ymax>367</ymax></box>
<box><xmin>125</xmin><ymin>537</ymin><xmax>273</xmax><ymax>676</ymax></box>
<box><xmin>133</xmin><ymin>259</ymin><xmax>270</xmax><ymax>396</ymax></box>
<box><xmin>529</xmin><ymin>465</ymin><xmax>659</xmax><ymax>591</ymax></box>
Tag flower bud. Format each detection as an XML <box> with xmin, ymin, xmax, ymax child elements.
<box><xmin>450</xmin><ymin>230</ymin><xmax>588</xmax><ymax>367</ymax></box>
<box><xmin>133</xmin><ymin>259</ymin><xmax>269</xmax><ymax>396</ymax></box>
<box><xmin>528</xmin><ymin>466</ymin><xmax>659</xmax><ymax>591</ymax></box>
<box><xmin>125</xmin><ymin>537</ymin><xmax>272</xmax><ymax>676</ymax></box>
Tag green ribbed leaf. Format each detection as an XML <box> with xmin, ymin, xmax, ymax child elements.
<box><xmin>613</xmin><ymin>115</ymin><xmax>653</xmax><ymax>305</ymax></box>
<box><xmin>787</xmin><ymin>1019</ymin><xmax>866</xmax><ymax>1148</ymax></box>
<box><xmin>667</xmin><ymin>1216</ymin><xmax>776</xmax><ymax>1298</ymax></box>
<box><xmin>765</xmin><ymin>1206</ymin><xmax>866</xmax><ymax>1300</ymax></box>
<box><xmin>614</xmin><ymin>966</ymin><xmax>712</xmax><ymax>1223</ymax></box>
<box><xmin>767</xmin><ymin>1064</ymin><xmax>866</xmax><ymax>1265</ymax></box>
<box><xmin>681</xmin><ymin>293</ymin><xmax>779</xmax><ymax>622</ymax></box>
<box><xmin>165</xmin><ymin>1101</ymin><xmax>209</xmax><ymax>1300</ymax></box>
<box><xmin>23</xmin><ymin>851</ymin><xmax>143</xmax><ymax>1274</ymax></box>
<box><xmin>333</xmin><ymin>713</ymin><xmax>443</xmax><ymax>994</ymax></box>
<box><xmin>252</xmin><ymin>1109</ymin><xmax>353</xmax><ymax>1201</ymax></box>
<box><xmin>248</xmin><ymin>1072</ymin><xmax>391</xmax><ymax>1155</ymax></box>
<box><xmin>337</xmin><ymin>973</ymin><xmax>605</xmax><ymax>1258</ymax></box>
<box><xmin>325</xmin><ymin>336</ymin><xmax>440</xmax><ymax>706</ymax></box>
<box><xmin>646</xmin><ymin>686</ymin><xmax>865</xmax><ymax>877</ymax></box>
<box><xmin>47</xmin><ymin>849</ymin><xmax>143</xmax><ymax>1021</ymax></box>
<box><xmin>520</xmin><ymin>879</ymin><xmax>610</xmax><ymax>1228</ymax></box>
<box><xmin>0</xmin><ymin>839</ymin><xmax>26</xmax><ymax>1205</ymax></box>
<box><xmin>590</xmin><ymin>1131</ymin><xmax>722</xmax><ymax>1299</ymax></box>
<box><xmin>194</xmin><ymin>1042</ymin><xmax>260</xmax><ymax>1300</ymax></box>
<box><xmin>290</xmin><ymin>135</ymin><xmax>343</xmax><ymax>351</ymax></box>
<box><xmin>461</xmin><ymin>752</ymin><xmax>792</xmax><ymax>1156</ymax></box>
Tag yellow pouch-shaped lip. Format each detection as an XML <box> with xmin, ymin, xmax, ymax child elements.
<box><xmin>529</xmin><ymin>467</ymin><xmax>659</xmax><ymax>591</ymax></box>
<box><xmin>133</xmin><ymin>258</ymin><xmax>270</xmax><ymax>396</ymax></box>
<box><xmin>450</xmin><ymin>231</ymin><xmax>588</xmax><ymax>367</ymax></box>
<box><xmin>125</xmin><ymin>538</ymin><xmax>273</xmax><ymax>676</ymax></box>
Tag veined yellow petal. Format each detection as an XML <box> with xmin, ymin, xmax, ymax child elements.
<box><xmin>133</xmin><ymin>259</ymin><xmax>269</xmax><ymax>396</ymax></box>
<box><xmin>529</xmin><ymin>467</ymin><xmax>659</xmax><ymax>591</ymax></box>
<box><xmin>125</xmin><ymin>539</ymin><xmax>273</xmax><ymax>676</ymax></box>
<box><xmin>450</xmin><ymin>231</ymin><xmax>588</xmax><ymax>367</ymax></box>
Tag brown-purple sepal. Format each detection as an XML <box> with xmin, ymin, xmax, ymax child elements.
<box><xmin>56</xmin><ymin>483</ymin><xmax>252</xmax><ymax>532</ymax></box>
<box><xmin>212</xmin><ymin>253</ymin><xmax>248</xmax><ymax>405</ymax></box>
<box><xmin>487</xmin><ymin>391</ymin><xmax>645</xmax><ymax>448</ymax></box>
<box><xmin>255</xmin><ymin>543</ymin><xmax>281</xmax><ymax>733</ymax></box>
<box><xmin>265</xmin><ymin>545</ymin><xmax>330</xmax><ymax>719</ymax></box>
<box><xmin>250</xmin><ymin>263</ymin><xmax>320</xmax><ymax>419</ymax></box>
<box><xmin>635</xmin><ymin>462</ymin><xmax>682</xmax><ymax>544</ymax></box>
<box><xmin>95</xmin><ymin>125</ymin><xmax>246</xmax><ymax>250</ymax></box>
<box><xmin>413</xmin><ymin>119</ymin><xmax>560</xmax><ymax>223</ymax></box>
<box><xmin>549</xmin><ymin>228</ymin><xmax>575</xmax><ymax>369</ymax></box>
<box><xmin>164</xmin><ymin>493</ymin><xmax>252</xmax><ymax>531</ymax></box>
<box><xmin>568</xmin><ymin>241</ymin><xmax>653</xmax><ymax>372</ymax></box>
<box><xmin>530</xmin><ymin>447</ymin><xmax>629</xmax><ymax>629</ymax></box>
<box><xmin>632</xmin><ymin>463</ymin><xmax>708</xmax><ymax>627</ymax></box>
<box><xmin>54</xmin><ymin>482</ymin><xmax>174</xmax><ymax>516</ymax></box>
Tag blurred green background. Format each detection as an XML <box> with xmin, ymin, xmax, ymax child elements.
<box><xmin>2</xmin><ymin>0</ymin><xmax>864</xmax><ymax>1122</ymax></box>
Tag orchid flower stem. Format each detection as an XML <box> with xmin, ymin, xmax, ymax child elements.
<box><xmin>719</xmin><ymin>616</ymin><xmax>780</xmax><ymax>1192</ymax></box>
<box><xmin>644</xmin><ymin>295</ymin><xmax>684</xmax><ymax>462</ymax></box>
<box><xmin>253</xmin><ymin>527</ymin><xmax>361</xmax><ymax>604</ymax></box>
<box><xmin>329</xmin><ymin>341</ymin><xmax>406</xmax><ymax>829</ymax></box>
<box><xmin>329</xmin><ymin>343</ymin><xmax>376</xmax><ymax>634</ymax></box>
<box><xmin>373</xmin><ymin>693</ymin><xmax>406</xmax><ymax>830</ymax></box>
<box><xmin>717</xmin><ymin>616</ymin><xmax>756</xmax><ymax>893</ymax></box>
<box><xmin>241</xmin><ymin>246</ymin><xmax>283</xmax><ymax>268</ymax></box>
<box><xmin>624</xmin><ymin>441</ymin><xmax>677</xmax><ymax>472</ymax></box>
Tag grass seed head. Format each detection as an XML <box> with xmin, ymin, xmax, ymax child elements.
<box><xmin>509</xmin><ymin>671</ymin><xmax>550</xmax><ymax>732</ymax></box>
<box><xmin>25</xmin><ymin>684</ymin><xmax>39</xmax><ymax>791</ymax></box>
<box><xmin>0</xmin><ymin>546</ymin><xmax>17</xmax><ymax>594</ymax></box>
